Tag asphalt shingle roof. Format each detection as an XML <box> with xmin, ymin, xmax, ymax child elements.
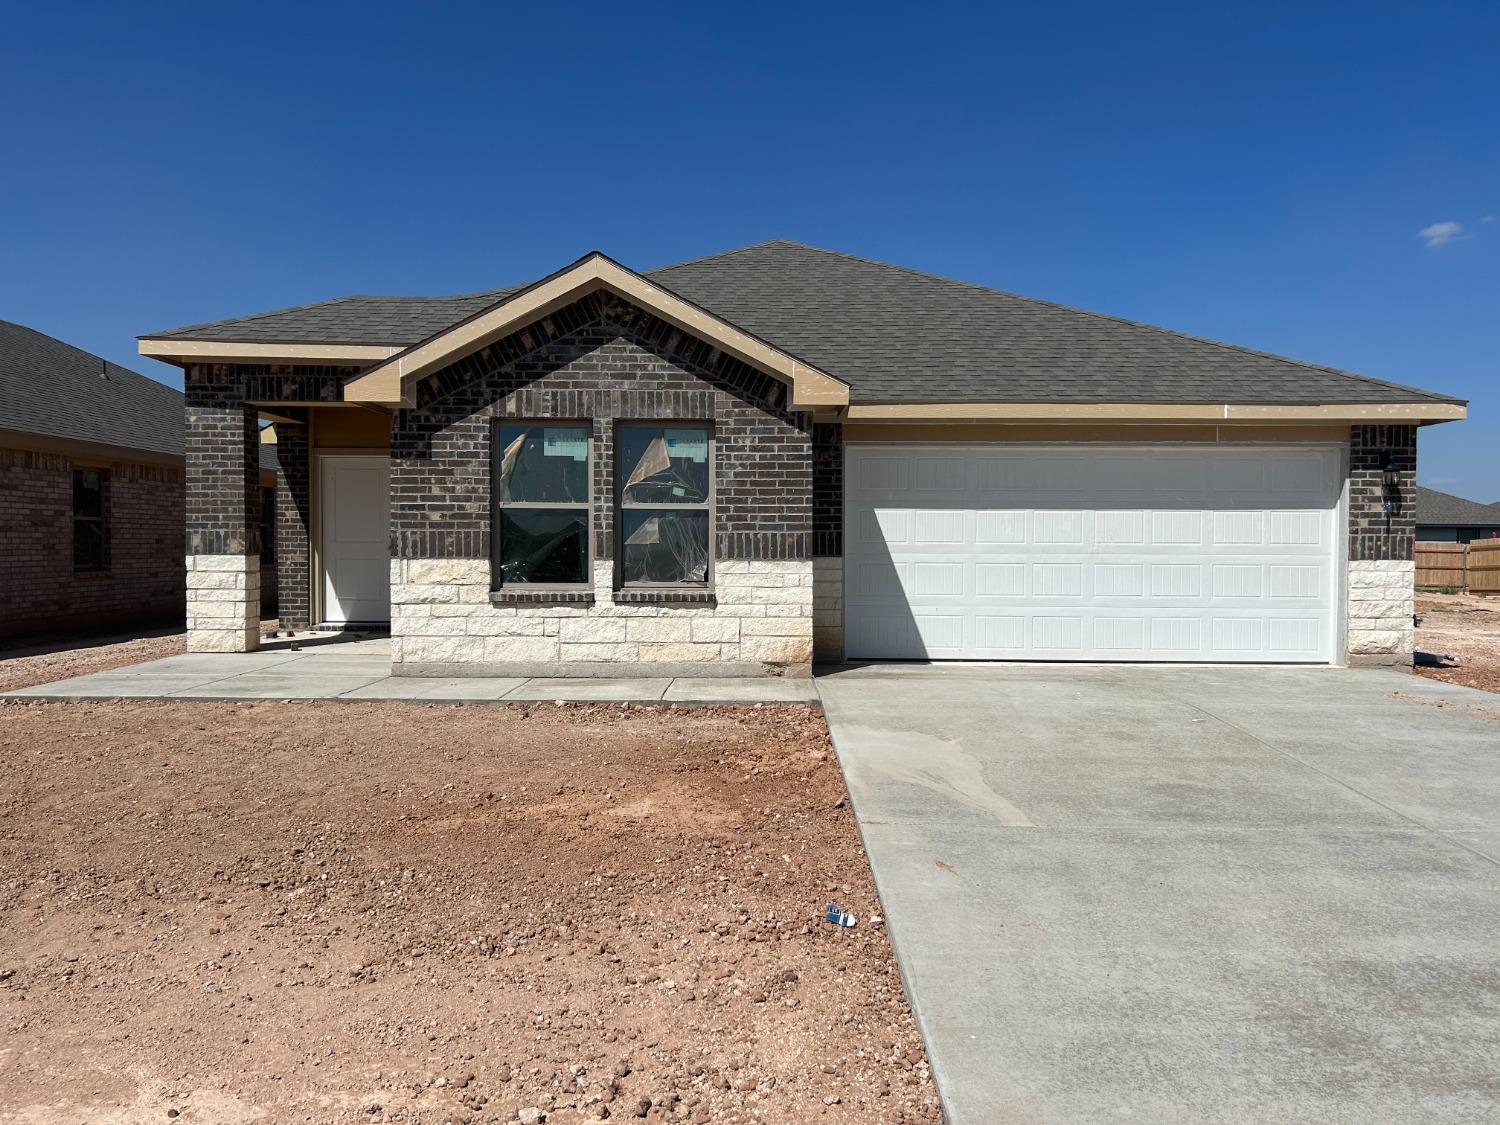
<box><xmin>145</xmin><ymin>240</ymin><xmax>1463</xmax><ymax>407</ymax></box>
<box><xmin>1</xmin><ymin>320</ymin><xmax>278</xmax><ymax>472</ymax></box>
<box><xmin>1415</xmin><ymin>486</ymin><xmax>1500</xmax><ymax>527</ymax></box>
<box><xmin>1</xmin><ymin>320</ymin><xmax>186</xmax><ymax>457</ymax></box>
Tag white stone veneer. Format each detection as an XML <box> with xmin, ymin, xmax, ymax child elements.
<box><xmin>186</xmin><ymin>554</ymin><xmax>260</xmax><ymax>653</ymax></box>
<box><xmin>813</xmin><ymin>557</ymin><xmax>843</xmax><ymax>662</ymax></box>
<box><xmin>391</xmin><ymin>558</ymin><xmax>812</xmax><ymax>676</ymax></box>
<box><xmin>1346</xmin><ymin>559</ymin><xmax>1415</xmax><ymax>666</ymax></box>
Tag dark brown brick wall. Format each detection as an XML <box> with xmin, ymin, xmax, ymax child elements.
<box><xmin>1349</xmin><ymin>423</ymin><xmax>1417</xmax><ymax>561</ymax></box>
<box><xmin>185</xmin><ymin>364</ymin><xmax>261</xmax><ymax>557</ymax></box>
<box><xmin>812</xmin><ymin>422</ymin><xmax>843</xmax><ymax>557</ymax></box>
<box><xmin>0</xmin><ymin>445</ymin><xmax>184</xmax><ymax>637</ymax></box>
<box><xmin>274</xmin><ymin>414</ymin><xmax>312</xmax><ymax>629</ymax></box>
<box><xmin>391</xmin><ymin>293</ymin><xmax>813</xmax><ymax>566</ymax></box>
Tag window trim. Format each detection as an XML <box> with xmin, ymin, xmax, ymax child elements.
<box><xmin>614</xmin><ymin>421</ymin><xmax>715</xmax><ymax>589</ymax></box>
<box><xmin>72</xmin><ymin>466</ymin><xmax>111</xmax><ymax>575</ymax></box>
<box><xmin>491</xmin><ymin>420</ymin><xmax>593</xmax><ymax>590</ymax></box>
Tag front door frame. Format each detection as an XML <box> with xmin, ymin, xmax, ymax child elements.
<box><xmin>311</xmin><ymin>449</ymin><xmax>391</xmax><ymax>627</ymax></box>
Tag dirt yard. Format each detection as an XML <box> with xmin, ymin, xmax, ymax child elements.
<box><xmin>1416</xmin><ymin>591</ymin><xmax>1500</xmax><ymax>694</ymax></box>
<box><xmin>0</xmin><ymin>700</ymin><xmax>938</xmax><ymax>1124</ymax></box>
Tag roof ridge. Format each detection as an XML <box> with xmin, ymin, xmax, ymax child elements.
<box><xmin>757</xmin><ymin>242</ymin><xmax>1461</xmax><ymax>405</ymax></box>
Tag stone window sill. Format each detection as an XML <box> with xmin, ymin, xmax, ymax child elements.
<box><xmin>612</xmin><ymin>589</ymin><xmax>717</xmax><ymax>607</ymax></box>
<box><xmin>489</xmin><ymin>589</ymin><xmax>595</xmax><ymax>607</ymax></box>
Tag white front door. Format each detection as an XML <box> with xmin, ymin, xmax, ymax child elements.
<box><xmin>844</xmin><ymin>444</ymin><xmax>1343</xmax><ymax>663</ymax></box>
<box><xmin>319</xmin><ymin>455</ymin><xmax>391</xmax><ymax>626</ymax></box>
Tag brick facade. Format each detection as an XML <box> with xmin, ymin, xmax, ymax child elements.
<box><xmin>0</xmin><ymin>445</ymin><xmax>184</xmax><ymax>637</ymax></box>
<box><xmin>185</xmin><ymin>364</ymin><xmax>262</xmax><ymax>559</ymax></box>
<box><xmin>1348</xmin><ymin>424</ymin><xmax>1416</xmax><ymax>561</ymax></box>
<box><xmin>812</xmin><ymin>422</ymin><xmax>843</xmax><ymax>558</ymax></box>
<box><xmin>392</xmin><ymin>292</ymin><xmax>812</xmax><ymax>564</ymax></box>
<box><xmin>273</xmin><ymin>414</ymin><xmax>312</xmax><ymax>630</ymax></box>
<box><xmin>388</xmin><ymin>294</ymin><xmax>814</xmax><ymax>674</ymax></box>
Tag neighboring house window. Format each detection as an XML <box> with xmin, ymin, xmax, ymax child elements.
<box><xmin>261</xmin><ymin>487</ymin><xmax>276</xmax><ymax>563</ymax></box>
<box><xmin>617</xmin><ymin>424</ymin><xmax>711</xmax><ymax>585</ymax></box>
<box><xmin>72</xmin><ymin>467</ymin><xmax>109</xmax><ymax>573</ymax></box>
<box><xmin>493</xmin><ymin>423</ymin><xmax>591</xmax><ymax>585</ymax></box>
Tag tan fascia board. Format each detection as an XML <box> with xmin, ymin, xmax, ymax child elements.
<box><xmin>138</xmin><ymin>338</ymin><xmax>402</xmax><ymax>365</ymax></box>
<box><xmin>845</xmin><ymin>401</ymin><xmax>1467</xmax><ymax>423</ymax></box>
<box><xmin>341</xmin><ymin>254</ymin><xmax>850</xmax><ymax>410</ymax></box>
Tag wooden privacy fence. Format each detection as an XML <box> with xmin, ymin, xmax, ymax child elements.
<box><xmin>1416</xmin><ymin>539</ymin><xmax>1500</xmax><ymax>593</ymax></box>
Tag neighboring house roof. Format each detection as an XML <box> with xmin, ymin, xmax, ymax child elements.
<box><xmin>1415</xmin><ymin>485</ymin><xmax>1500</xmax><ymax>527</ymax></box>
<box><xmin>0</xmin><ymin>319</ymin><xmax>276</xmax><ymax>473</ymax></box>
<box><xmin>0</xmin><ymin>319</ymin><xmax>185</xmax><ymax>457</ymax></box>
<box><xmin>143</xmin><ymin>240</ymin><xmax>1464</xmax><ymax>408</ymax></box>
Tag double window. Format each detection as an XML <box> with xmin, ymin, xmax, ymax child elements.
<box><xmin>72</xmin><ymin>467</ymin><xmax>109</xmax><ymax>573</ymax></box>
<box><xmin>493</xmin><ymin>421</ymin><xmax>713</xmax><ymax>589</ymax></box>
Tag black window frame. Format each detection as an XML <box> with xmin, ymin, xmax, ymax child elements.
<box><xmin>491</xmin><ymin>421</ymin><xmax>593</xmax><ymax>589</ymax></box>
<box><xmin>614</xmin><ymin>422</ymin><xmax>714</xmax><ymax>588</ymax></box>
<box><xmin>72</xmin><ymin>466</ymin><xmax>110</xmax><ymax>574</ymax></box>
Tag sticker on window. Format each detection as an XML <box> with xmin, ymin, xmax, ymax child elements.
<box><xmin>544</xmin><ymin>429</ymin><xmax>589</xmax><ymax>461</ymax></box>
<box><xmin>665</xmin><ymin>434</ymin><xmax>707</xmax><ymax>462</ymax></box>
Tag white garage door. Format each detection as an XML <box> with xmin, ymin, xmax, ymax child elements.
<box><xmin>844</xmin><ymin>445</ymin><xmax>1343</xmax><ymax>663</ymax></box>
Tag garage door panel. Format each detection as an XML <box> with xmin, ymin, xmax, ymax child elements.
<box><xmin>845</xmin><ymin>445</ymin><xmax>1340</xmax><ymax>663</ymax></box>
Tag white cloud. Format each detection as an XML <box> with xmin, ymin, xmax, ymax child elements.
<box><xmin>1483</xmin><ymin>215</ymin><xmax>1497</xmax><ymax>224</ymax></box>
<box><xmin>1419</xmin><ymin>221</ymin><xmax>1471</xmax><ymax>248</ymax></box>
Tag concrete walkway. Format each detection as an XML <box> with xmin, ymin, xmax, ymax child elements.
<box><xmin>1</xmin><ymin>632</ymin><xmax>818</xmax><ymax>704</ymax></box>
<box><xmin>818</xmin><ymin>663</ymin><xmax>1500</xmax><ymax>1124</ymax></box>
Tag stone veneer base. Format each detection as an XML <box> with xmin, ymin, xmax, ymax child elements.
<box><xmin>185</xmin><ymin>553</ymin><xmax>260</xmax><ymax>653</ymax></box>
<box><xmin>1346</xmin><ymin>558</ymin><xmax>1415</xmax><ymax>668</ymax></box>
<box><xmin>392</xmin><ymin>557</ymin><xmax>812</xmax><ymax>675</ymax></box>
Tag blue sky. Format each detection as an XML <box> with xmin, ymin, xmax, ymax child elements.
<box><xmin>2</xmin><ymin>1</ymin><xmax>1496</xmax><ymax>498</ymax></box>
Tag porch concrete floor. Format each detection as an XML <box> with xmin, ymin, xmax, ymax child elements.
<box><xmin>0</xmin><ymin>631</ymin><xmax>818</xmax><ymax>705</ymax></box>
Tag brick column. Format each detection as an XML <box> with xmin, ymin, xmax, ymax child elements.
<box><xmin>811</xmin><ymin>422</ymin><xmax>844</xmax><ymax>662</ymax></box>
<box><xmin>184</xmin><ymin>364</ymin><xmax>261</xmax><ymax>652</ymax></box>
<box><xmin>273</xmin><ymin>414</ymin><xmax>312</xmax><ymax>631</ymax></box>
<box><xmin>1347</xmin><ymin>424</ymin><xmax>1416</xmax><ymax>667</ymax></box>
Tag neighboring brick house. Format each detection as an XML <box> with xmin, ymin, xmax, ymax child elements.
<box><xmin>138</xmin><ymin>241</ymin><xmax>1465</xmax><ymax>671</ymax></box>
<box><xmin>0</xmin><ymin>320</ymin><xmax>276</xmax><ymax>638</ymax></box>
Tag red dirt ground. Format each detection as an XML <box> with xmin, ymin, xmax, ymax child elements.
<box><xmin>1415</xmin><ymin>591</ymin><xmax>1500</xmax><ymax>694</ymax></box>
<box><xmin>0</xmin><ymin>700</ymin><xmax>939</xmax><ymax>1124</ymax></box>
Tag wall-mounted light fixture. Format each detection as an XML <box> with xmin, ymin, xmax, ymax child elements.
<box><xmin>1380</xmin><ymin>451</ymin><xmax>1401</xmax><ymax>530</ymax></box>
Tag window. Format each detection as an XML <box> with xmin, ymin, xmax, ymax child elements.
<box><xmin>72</xmin><ymin>467</ymin><xmax>109</xmax><ymax>573</ymax></box>
<box><xmin>617</xmin><ymin>424</ymin><xmax>711</xmax><ymax>585</ymax></box>
<box><xmin>493</xmin><ymin>423</ymin><xmax>591</xmax><ymax>586</ymax></box>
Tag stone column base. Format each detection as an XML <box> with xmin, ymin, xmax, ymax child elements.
<box><xmin>186</xmin><ymin>554</ymin><xmax>261</xmax><ymax>653</ymax></box>
<box><xmin>1346</xmin><ymin>559</ymin><xmax>1414</xmax><ymax>668</ymax></box>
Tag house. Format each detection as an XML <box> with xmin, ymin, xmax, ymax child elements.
<box><xmin>1414</xmin><ymin>485</ymin><xmax>1500</xmax><ymax>543</ymax></box>
<box><xmin>0</xmin><ymin>320</ymin><xmax>276</xmax><ymax>638</ymax></box>
<box><xmin>137</xmin><ymin>241</ymin><xmax>1465</xmax><ymax>670</ymax></box>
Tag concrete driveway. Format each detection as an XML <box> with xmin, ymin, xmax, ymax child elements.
<box><xmin>817</xmin><ymin>664</ymin><xmax>1500</xmax><ymax>1124</ymax></box>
